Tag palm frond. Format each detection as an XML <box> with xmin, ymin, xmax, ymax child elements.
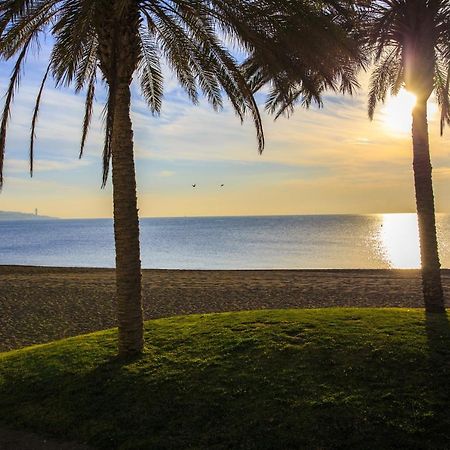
<box><xmin>50</xmin><ymin>0</ymin><xmax>97</xmax><ymax>87</ymax></box>
<box><xmin>240</xmin><ymin>0</ymin><xmax>364</xmax><ymax>121</ymax></box>
<box><xmin>368</xmin><ymin>49</ymin><xmax>402</xmax><ymax>120</ymax></box>
<box><xmin>434</xmin><ymin>61</ymin><xmax>450</xmax><ymax>136</ymax></box>
<box><xmin>30</xmin><ymin>62</ymin><xmax>51</xmax><ymax>176</ymax></box>
<box><xmin>0</xmin><ymin>33</ymin><xmax>33</xmax><ymax>188</ymax></box>
<box><xmin>138</xmin><ymin>25</ymin><xmax>163</xmax><ymax>115</ymax></box>
<box><xmin>80</xmin><ymin>69</ymin><xmax>96</xmax><ymax>158</ymax></box>
<box><xmin>102</xmin><ymin>82</ymin><xmax>115</xmax><ymax>188</ymax></box>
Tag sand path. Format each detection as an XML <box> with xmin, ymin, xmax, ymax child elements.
<box><xmin>2</xmin><ymin>266</ymin><xmax>449</xmax><ymax>352</ymax></box>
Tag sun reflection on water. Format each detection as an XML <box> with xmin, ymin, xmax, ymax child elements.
<box><xmin>378</xmin><ymin>214</ymin><xmax>420</xmax><ymax>269</ymax></box>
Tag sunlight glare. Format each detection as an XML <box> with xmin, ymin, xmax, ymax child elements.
<box><xmin>379</xmin><ymin>214</ymin><xmax>420</xmax><ymax>269</ymax></box>
<box><xmin>382</xmin><ymin>89</ymin><xmax>417</xmax><ymax>134</ymax></box>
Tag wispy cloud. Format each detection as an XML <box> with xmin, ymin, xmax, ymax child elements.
<box><xmin>2</xmin><ymin>55</ymin><xmax>450</xmax><ymax>217</ymax></box>
<box><xmin>5</xmin><ymin>158</ymin><xmax>91</xmax><ymax>174</ymax></box>
<box><xmin>158</xmin><ymin>170</ymin><xmax>176</xmax><ymax>177</ymax></box>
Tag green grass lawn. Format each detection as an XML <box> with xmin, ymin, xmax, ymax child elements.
<box><xmin>1</xmin><ymin>308</ymin><xmax>450</xmax><ymax>449</ymax></box>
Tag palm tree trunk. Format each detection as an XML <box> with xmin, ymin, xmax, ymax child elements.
<box><xmin>111</xmin><ymin>80</ymin><xmax>144</xmax><ymax>355</ymax></box>
<box><xmin>411</xmin><ymin>99</ymin><xmax>445</xmax><ymax>312</ymax></box>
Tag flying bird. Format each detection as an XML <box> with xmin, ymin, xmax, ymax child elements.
<box><xmin>192</xmin><ymin>184</ymin><xmax>196</xmax><ymax>188</ymax></box>
<box><xmin>220</xmin><ymin>184</ymin><xmax>224</xmax><ymax>187</ymax></box>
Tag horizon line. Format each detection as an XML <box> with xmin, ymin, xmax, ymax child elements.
<box><xmin>2</xmin><ymin>210</ymin><xmax>447</xmax><ymax>220</ymax></box>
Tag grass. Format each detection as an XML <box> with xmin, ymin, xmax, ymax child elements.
<box><xmin>1</xmin><ymin>308</ymin><xmax>450</xmax><ymax>449</ymax></box>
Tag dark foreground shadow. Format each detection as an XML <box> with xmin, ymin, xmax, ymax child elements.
<box><xmin>4</xmin><ymin>310</ymin><xmax>450</xmax><ymax>450</ymax></box>
<box><xmin>424</xmin><ymin>311</ymin><xmax>450</xmax><ymax>447</ymax></box>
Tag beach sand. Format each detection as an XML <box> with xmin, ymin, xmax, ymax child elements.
<box><xmin>1</xmin><ymin>265</ymin><xmax>449</xmax><ymax>352</ymax></box>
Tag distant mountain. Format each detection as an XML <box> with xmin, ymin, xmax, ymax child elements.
<box><xmin>0</xmin><ymin>211</ymin><xmax>56</xmax><ymax>221</ymax></box>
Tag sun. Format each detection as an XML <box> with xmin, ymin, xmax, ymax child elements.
<box><xmin>381</xmin><ymin>89</ymin><xmax>417</xmax><ymax>134</ymax></box>
<box><xmin>381</xmin><ymin>88</ymin><xmax>439</xmax><ymax>135</ymax></box>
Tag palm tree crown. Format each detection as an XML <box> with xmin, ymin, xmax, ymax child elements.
<box><xmin>243</xmin><ymin>0</ymin><xmax>364</xmax><ymax>118</ymax></box>
<box><xmin>365</xmin><ymin>0</ymin><xmax>450</xmax><ymax>126</ymax></box>
<box><xmin>0</xmin><ymin>0</ymin><xmax>265</xmax><ymax>187</ymax></box>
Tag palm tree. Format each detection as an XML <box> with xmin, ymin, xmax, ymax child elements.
<box><xmin>0</xmin><ymin>0</ymin><xmax>266</xmax><ymax>357</ymax></box>
<box><xmin>363</xmin><ymin>0</ymin><xmax>449</xmax><ymax>312</ymax></box>
<box><xmin>246</xmin><ymin>0</ymin><xmax>448</xmax><ymax>312</ymax></box>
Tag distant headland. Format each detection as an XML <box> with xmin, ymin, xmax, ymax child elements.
<box><xmin>0</xmin><ymin>210</ymin><xmax>56</xmax><ymax>221</ymax></box>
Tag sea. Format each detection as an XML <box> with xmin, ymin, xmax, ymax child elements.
<box><xmin>1</xmin><ymin>214</ymin><xmax>449</xmax><ymax>270</ymax></box>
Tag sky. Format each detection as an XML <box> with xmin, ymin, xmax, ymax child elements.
<box><xmin>2</xmin><ymin>51</ymin><xmax>450</xmax><ymax>219</ymax></box>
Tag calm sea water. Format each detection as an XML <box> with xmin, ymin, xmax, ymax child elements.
<box><xmin>0</xmin><ymin>214</ymin><xmax>449</xmax><ymax>269</ymax></box>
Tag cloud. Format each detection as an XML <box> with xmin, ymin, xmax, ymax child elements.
<box><xmin>158</xmin><ymin>170</ymin><xmax>175</xmax><ymax>177</ymax></box>
<box><xmin>3</xmin><ymin>55</ymin><xmax>450</xmax><ymax>217</ymax></box>
<box><xmin>5</xmin><ymin>158</ymin><xmax>91</xmax><ymax>174</ymax></box>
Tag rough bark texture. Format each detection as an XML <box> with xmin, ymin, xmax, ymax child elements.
<box><xmin>111</xmin><ymin>82</ymin><xmax>144</xmax><ymax>355</ymax></box>
<box><xmin>411</xmin><ymin>100</ymin><xmax>445</xmax><ymax>312</ymax></box>
<box><xmin>96</xmin><ymin>1</ymin><xmax>144</xmax><ymax>355</ymax></box>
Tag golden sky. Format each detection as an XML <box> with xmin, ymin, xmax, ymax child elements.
<box><xmin>2</xmin><ymin>66</ymin><xmax>450</xmax><ymax>218</ymax></box>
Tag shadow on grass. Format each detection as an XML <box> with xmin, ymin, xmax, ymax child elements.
<box><xmin>424</xmin><ymin>311</ymin><xmax>450</xmax><ymax>446</ymax></box>
<box><xmin>4</xmin><ymin>310</ymin><xmax>450</xmax><ymax>449</ymax></box>
<box><xmin>57</xmin><ymin>313</ymin><xmax>450</xmax><ymax>450</ymax></box>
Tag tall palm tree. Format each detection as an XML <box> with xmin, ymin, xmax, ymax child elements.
<box><xmin>363</xmin><ymin>0</ymin><xmax>449</xmax><ymax>312</ymax></box>
<box><xmin>246</xmin><ymin>0</ymin><xmax>448</xmax><ymax>312</ymax></box>
<box><xmin>0</xmin><ymin>0</ymin><xmax>266</xmax><ymax>357</ymax></box>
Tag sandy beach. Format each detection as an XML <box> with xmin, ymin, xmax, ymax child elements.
<box><xmin>1</xmin><ymin>265</ymin><xmax>449</xmax><ymax>352</ymax></box>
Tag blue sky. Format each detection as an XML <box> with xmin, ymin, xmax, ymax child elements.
<box><xmin>2</xmin><ymin>48</ymin><xmax>450</xmax><ymax>218</ymax></box>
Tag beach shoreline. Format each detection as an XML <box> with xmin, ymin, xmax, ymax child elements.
<box><xmin>1</xmin><ymin>265</ymin><xmax>449</xmax><ymax>352</ymax></box>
